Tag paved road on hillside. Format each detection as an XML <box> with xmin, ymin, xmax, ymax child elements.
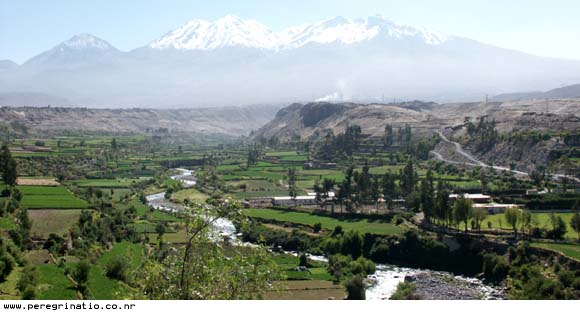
<box><xmin>431</xmin><ymin>131</ymin><xmax>580</xmax><ymax>184</ymax></box>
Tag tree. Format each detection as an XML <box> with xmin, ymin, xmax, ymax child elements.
<box><xmin>15</xmin><ymin>208</ymin><xmax>33</xmax><ymax>249</ymax></box>
<box><xmin>505</xmin><ymin>207</ymin><xmax>520</xmax><ymax>237</ymax></box>
<box><xmin>453</xmin><ymin>196</ymin><xmax>473</xmax><ymax>232</ymax></box>
<box><xmin>390</xmin><ymin>282</ymin><xmax>419</xmax><ymax>300</ymax></box>
<box><xmin>287</xmin><ymin>168</ymin><xmax>297</xmax><ymax>204</ymax></box>
<box><xmin>471</xmin><ymin>207</ymin><xmax>488</xmax><ymax>233</ymax></box>
<box><xmin>570</xmin><ymin>199</ymin><xmax>580</xmax><ymax>242</ymax></box>
<box><xmin>341</xmin><ymin>230</ymin><xmax>363</xmax><ymax>259</ymax></box>
<box><xmin>72</xmin><ymin>260</ymin><xmax>91</xmax><ymax>285</ymax></box>
<box><xmin>383</xmin><ymin>124</ymin><xmax>394</xmax><ymax>147</ymax></box>
<box><xmin>548</xmin><ymin>213</ymin><xmax>567</xmax><ymax>240</ymax></box>
<box><xmin>134</xmin><ymin>200</ymin><xmax>279</xmax><ymax>299</ymax></box>
<box><xmin>381</xmin><ymin>171</ymin><xmax>397</xmax><ymax>206</ymax></box>
<box><xmin>0</xmin><ymin>238</ymin><xmax>17</xmax><ymax>282</ymax></box>
<box><xmin>399</xmin><ymin>159</ymin><xmax>417</xmax><ymax>197</ymax></box>
<box><xmin>105</xmin><ymin>256</ymin><xmax>129</xmax><ymax>281</ymax></box>
<box><xmin>313</xmin><ymin>222</ymin><xmax>322</xmax><ymax>233</ymax></box>
<box><xmin>520</xmin><ymin>209</ymin><xmax>533</xmax><ymax>237</ymax></box>
<box><xmin>371</xmin><ymin>176</ymin><xmax>381</xmax><ymax>212</ymax></box>
<box><xmin>17</xmin><ymin>264</ymin><xmax>38</xmax><ymax>299</ymax></box>
<box><xmin>434</xmin><ymin>186</ymin><xmax>450</xmax><ymax>227</ymax></box>
<box><xmin>420</xmin><ymin>170</ymin><xmax>435</xmax><ymax>221</ymax></box>
<box><xmin>344</xmin><ymin>275</ymin><xmax>365</xmax><ymax>300</ymax></box>
<box><xmin>0</xmin><ymin>145</ymin><xmax>17</xmax><ymax>187</ymax></box>
<box><xmin>570</xmin><ymin>212</ymin><xmax>580</xmax><ymax>243</ymax></box>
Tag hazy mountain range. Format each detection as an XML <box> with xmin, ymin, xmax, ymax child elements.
<box><xmin>492</xmin><ymin>84</ymin><xmax>580</xmax><ymax>101</ymax></box>
<box><xmin>2</xmin><ymin>15</ymin><xmax>580</xmax><ymax>108</ymax></box>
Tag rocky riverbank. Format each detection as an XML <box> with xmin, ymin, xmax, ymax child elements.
<box><xmin>405</xmin><ymin>272</ymin><xmax>507</xmax><ymax>300</ymax></box>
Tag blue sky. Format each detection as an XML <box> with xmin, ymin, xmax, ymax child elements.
<box><xmin>1</xmin><ymin>0</ymin><xmax>580</xmax><ymax>63</ymax></box>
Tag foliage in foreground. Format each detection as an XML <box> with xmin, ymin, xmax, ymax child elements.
<box><xmin>133</xmin><ymin>200</ymin><xmax>280</xmax><ymax>299</ymax></box>
<box><xmin>390</xmin><ymin>282</ymin><xmax>420</xmax><ymax>300</ymax></box>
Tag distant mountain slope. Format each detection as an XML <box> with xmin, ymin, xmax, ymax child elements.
<box><xmin>0</xmin><ymin>105</ymin><xmax>281</xmax><ymax>136</ymax></box>
<box><xmin>2</xmin><ymin>15</ymin><xmax>580</xmax><ymax>107</ymax></box>
<box><xmin>492</xmin><ymin>83</ymin><xmax>580</xmax><ymax>101</ymax></box>
<box><xmin>0</xmin><ymin>92</ymin><xmax>72</xmax><ymax>107</ymax></box>
<box><xmin>0</xmin><ymin>60</ymin><xmax>18</xmax><ymax>71</ymax></box>
<box><xmin>252</xmin><ymin>102</ymin><xmax>433</xmax><ymax>141</ymax></box>
<box><xmin>253</xmin><ymin>99</ymin><xmax>580</xmax><ymax>142</ymax></box>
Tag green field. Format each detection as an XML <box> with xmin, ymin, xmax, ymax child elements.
<box><xmin>17</xmin><ymin>185</ymin><xmax>90</xmax><ymax>209</ymax></box>
<box><xmin>30</xmin><ymin>210</ymin><xmax>83</xmax><ymax>238</ymax></box>
<box><xmin>265</xmin><ymin>151</ymin><xmax>300</xmax><ymax>157</ymax></box>
<box><xmin>98</xmin><ymin>242</ymin><xmax>144</xmax><ymax>270</ymax></box>
<box><xmin>128</xmin><ymin>199</ymin><xmax>179</xmax><ymax>222</ymax></box>
<box><xmin>70</xmin><ymin>178</ymin><xmax>148</xmax><ymax>188</ymax></box>
<box><xmin>244</xmin><ymin>208</ymin><xmax>405</xmax><ymax>235</ymax></box>
<box><xmin>88</xmin><ymin>266</ymin><xmax>129</xmax><ymax>299</ymax></box>
<box><xmin>0</xmin><ymin>266</ymin><xmax>20</xmax><ymax>299</ymax></box>
<box><xmin>170</xmin><ymin>188</ymin><xmax>208</xmax><ymax>203</ymax></box>
<box><xmin>531</xmin><ymin>242</ymin><xmax>580</xmax><ymax>261</ymax></box>
<box><xmin>37</xmin><ymin>264</ymin><xmax>78</xmax><ymax>300</ymax></box>
<box><xmin>272</xmin><ymin>254</ymin><xmax>332</xmax><ymax>281</ymax></box>
<box><xmin>482</xmin><ymin>212</ymin><xmax>578</xmax><ymax>239</ymax></box>
<box><xmin>0</xmin><ymin>217</ymin><xmax>17</xmax><ymax>230</ymax></box>
<box><xmin>17</xmin><ymin>185</ymin><xmax>72</xmax><ymax>195</ymax></box>
<box><xmin>20</xmin><ymin>195</ymin><xmax>89</xmax><ymax>209</ymax></box>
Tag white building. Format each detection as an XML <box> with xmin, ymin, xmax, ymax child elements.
<box><xmin>449</xmin><ymin>193</ymin><xmax>492</xmax><ymax>203</ymax></box>
<box><xmin>473</xmin><ymin>203</ymin><xmax>518</xmax><ymax>214</ymax></box>
<box><xmin>272</xmin><ymin>196</ymin><xmax>318</xmax><ymax>206</ymax></box>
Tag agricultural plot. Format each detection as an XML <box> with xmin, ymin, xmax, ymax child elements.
<box><xmin>244</xmin><ymin>208</ymin><xmax>405</xmax><ymax>235</ymax></box>
<box><xmin>0</xmin><ymin>217</ymin><xmax>17</xmax><ymax>230</ymax></box>
<box><xmin>16</xmin><ymin>177</ymin><xmax>60</xmax><ymax>186</ymax></box>
<box><xmin>97</xmin><ymin>242</ymin><xmax>144</xmax><ymax>269</ymax></box>
<box><xmin>265</xmin><ymin>151</ymin><xmax>300</xmax><ymax>157</ymax></box>
<box><xmin>531</xmin><ymin>242</ymin><xmax>580</xmax><ymax>261</ymax></box>
<box><xmin>170</xmin><ymin>188</ymin><xmax>208</xmax><ymax>203</ymax></box>
<box><xmin>88</xmin><ymin>266</ymin><xmax>130</xmax><ymax>300</ymax></box>
<box><xmin>147</xmin><ymin>229</ymin><xmax>189</xmax><ymax>244</ymax></box>
<box><xmin>127</xmin><ymin>199</ymin><xmax>179</xmax><ymax>222</ymax></box>
<box><xmin>263</xmin><ymin>280</ymin><xmax>344</xmax><ymax>300</ymax></box>
<box><xmin>481</xmin><ymin>212</ymin><xmax>578</xmax><ymax>239</ymax></box>
<box><xmin>0</xmin><ymin>266</ymin><xmax>20</xmax><ymax>300</ymax></box>
<box><xmin>29</xmin><ymin>209</ymin><xmax>83</xmax><ymax>238</ymax></box>
<box><xmin>273</xmin><ymin>254</ymin><xmax>333</xmax><ymax>281</ymax></box>
<box><xmin>36</xmin><ymin>264</ymin><xmax>78</xmax><ymax>300</ymax></box>
<box><xmin>17</xmin><ymin>185</ymin><xmax>89</xmax><ymax>209</ymax></box>
<box><xmin>69</xmin><ymin>178</ymin><xmax>149</xmax><ymax>188</ymax></box>
<box><xmin>131</xmin><ymin>221</ymin><xmax>162</xmax><ymax>233</ymax></box>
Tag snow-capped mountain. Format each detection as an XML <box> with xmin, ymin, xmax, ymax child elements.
<box><xmin>150</xmin><ymin>15</ymin><xmax>278</xmax><ymax>50</ymax></box>
<box><xmin>148</xmin><ymin>15</ymin><xmax>449</xmax><ymax>51</ymax></box>
<box><xmin>60</xmin><ymin>34</ymin><xmax>118</xmax><ymax>51</ymax></box>
<box><xmin>0</xmin><ymin>60</ymin><xmax>18</xmax><ymax>71</ymax></box>
<box><xmin>23</xmin><ymin>34</ymin><xmax>119</xmax><ymax>67</ymax></box>
<box><xmin>2</xmin><ymin>15</ymin><xmax>580</xmax><ymax>108</ymax></box>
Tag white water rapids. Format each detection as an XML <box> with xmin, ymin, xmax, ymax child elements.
<box><xmin>147</xmin><ymin>168</ymin><xmax>505</xmax><ymax>299</ymax></box>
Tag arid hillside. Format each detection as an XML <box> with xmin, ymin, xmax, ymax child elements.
<box><xmin>252</xmin><ymin>99</ymin><xmax>580</xmax><ymax>142</ymax></box>
<box><xmin>0</xmin><ymin>105</ymin><xmax>281</xmax><ymax>136</ymax></box>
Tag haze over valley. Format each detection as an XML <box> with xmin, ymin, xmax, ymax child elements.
<box><xmin>3</xmin><ymin>15</ymin><xmax>580</xmax><ymax>108</ymax></box>
<box><xmin>1</xmin><ymin>1</ymin><xmax>580</xmax><ymax>305</ymax></box>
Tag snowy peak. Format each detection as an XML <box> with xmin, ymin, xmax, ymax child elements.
<box><xmin>0</xmin><ymin>59</ymin><xmax>18</xmax><ymax>71</ymax></box>
<box><xmin>59</xmin><ymin>34</ymin><xmax>118</xmax><ymax>51</ymax></box>
<box><xmin>149</xmin><ymin>15</ymin><xmax>449</xmax><ymax>51</ymax></box>
<box><xmin>23</xmin><ymin>34</ymin><xmax>119</xmax><ymax>66</ymax></box>
<box><xmin>149</xmin><ymin>15</ymin><xmax>278</xmax><ymax>50</ymax></box>
<box><xmin>281</xmin><ymin>15</ymin><xmax>448</xmax><ymax>48</ymax></box>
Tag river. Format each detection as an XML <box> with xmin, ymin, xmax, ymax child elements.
<box><xmin>147</xmin><ymin>168</ymin><xmax>506</xmax><ymax>300</ymax></box>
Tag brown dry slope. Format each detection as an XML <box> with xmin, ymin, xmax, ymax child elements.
<box><xmin>0</xmin><ymin>105</ymin><xmax>282</xmax><ymax>136</ymax></box>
